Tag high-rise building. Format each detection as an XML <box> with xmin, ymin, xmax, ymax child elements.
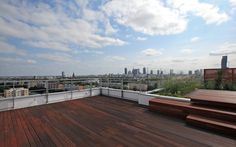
<box><xmin>194</xmin><ymin>69</ymin><xmax>200</xmax><ymax>76</ymax></box>
<box><xmin>143</xmin><ymin>67</ymin><xmax>146</xmax><ymax>74</ymax></box>
<box><xmin>188</xmin><ymin>70</ymin><xmax>192</xmax><ymax>75</ymax></box>
<box><xmin>170</xmin><ymin>69</ymin><xmax>174</xmax><ymax>75</ymax></box>
<box><xmin>150</xmin><ymin>70</ymin><xmax>153</xmax><ymax>74</ymax></box>
<box><xmin>160</xmin><ymin>71</ymin><xmax>163</xmax><ymax>75</ymax></box>
<box><xmin>124</xmin><ymin>68</ymin><xmax>128</xmax><ymax>75</ymax></box>
<box><xmin>157</xmin><ymin>70</ymin><xmax>160</xmax><ymax>75</ymax></box>
<box><xmin>221</xmin><ymin>56</ymin><xmax>228</xmax><ymax>69</ymax></box>
<box><xmin>132</xmin><ymin>69</ymin><xmax>140</xmax><ymax>76</ymax></box>
<box><xmin>62</xmin><ymin>71</ymin><xmax>65</xmax><ymax>78</ymax></box>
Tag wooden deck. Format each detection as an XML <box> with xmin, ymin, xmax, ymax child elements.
<box><xmin>185</xmin><ymin>89</ymin><xmax>236</xmax><ymax>104</ymax></box>
<box><xmin>185</xmin><ymin>89</ymin><xmax>236</xmax><ymax>108</ymax></box>
<box><xmin>0</xmin><ymin>96</ymin><xmax>235</xmax><ymax>147</ymax></box>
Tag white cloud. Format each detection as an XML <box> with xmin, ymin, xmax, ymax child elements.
<box><xmin>190</xmin><ymin>37</ymin><xmax>200</xmax><ymax>43</ymax></box>
<box><xmin>83</xmin><ymin>49</ymin><xmax>104</xmax><ymax>55</ymax></box>
<box><xmin>230</xmin><ymin>0</ymin><xmax>236</xmax><ymax>7</ymax></box>
<box><xmin>25</xmin><ymin>41</ymin><xmax>71</xmax><ymax>52</ymax></box>
<box><xmin>0</xmin><ymin>41</ymin><xmax>27</xmax><ymax>56</ymax></box>
<box><xmin>141</xmin><ymin>48</ymin><xmax>162</xmax><ymax>56</ymax></box>
<box><xmin>0</xmin><ymin>1</ymin><xmax>125</xmax><ymax>52</ymax></box>
<box><xmin>27</xmin><ymin>59</ymin><xmax>37</xmax><ymax>64</ymax></box>
<box><xmin>181</xmin><ymin>48</ymin><xmax>193</xmax><ymax>54</ymax></box>
<box><xmin>171</xmin><ymin>57</ymin><xmax>198</xmax><ymax>63</ymax></box>
<box><xmin>168</xmin><ymin>0</ymin><xmax>229</xmax><ymax>25</ymax></box>
<box><xmin>106</xmin><ymin>56</ymin><xmax>126</xmax><ymax>61</ymax></box>
<box><xmin>137</xmin><ymin>37</ymin><xmax>147</xmax><ymax>41</ymax></box>
<box><xmin>210</xmin><ymin>42</ymin><xmax>236</xmax><ymax>56</ymax></box>
<box><xmin>0</xmin><ymin>57</ymin><xmax>36</xmax><ymax>64</ymax></box>
<box><xmin>37</xmin><ymin>53</ymin><xmax>79</xmax><ymax>63</ymax></box>
<box><xmin>103</xmin><ymin>0</ymin><xmax>187</xmax><ymax>35</ymax></box>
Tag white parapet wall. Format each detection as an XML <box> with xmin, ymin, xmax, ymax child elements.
<box><xmin>0</xmin><ymin>88</ymin><xmax>101</xmax><ymax>112</ymax></box>
<box><xmin>0</xmin><ymin>87</ymin><xmax>190</xmax><ymax>112</ymax></box>
<box><xmin>101</xmin><ymin>87</ymin><xmax>190</xmax><ymax>106</ymax></box>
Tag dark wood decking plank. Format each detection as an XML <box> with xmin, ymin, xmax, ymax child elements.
<box><xmin>83</xmin><ymin>98</ymin><xmax>202</xmax><ymax>146</ymax></box>
<box><xmin>45</xmin><ymin>102</ymin><xmax>107</xmax><ymax>147</ymax></box>
<box><xmin>37</xmin><ymin>103</ymin><xmax>90</xmax><ymax>146</ymax></box>
<box><xmin>7</xmin><ymin>110</ymin><xmax>18</xmax><ymax>147</ymax></box>
<box><xmin>28</xmin><ymin>106</ymin><xmax>76</xmax><ymax>147</ymax></box>
<box><xmin>19</xmin><ymin>109</ymin><xmax>44</xmax><ymax>147</ymax></box>
<box><xmin>13</xmin><ymin>110</ymin><xmax>30</xmax><ymax>147</ymax></box>
<box><xmin>4</xmin><ymin>111</ymin><xmax>15</xmax><ymax>147</ymax></box>
<box><xmin>53</xmin><ymin>101</ymin><xmax>123</xmax><ymax>146</ymax></box>
<box><xmin>0</xmin><ymin>109</ymin><xmax>4</xmax><ymax>147</ymax></box>
<box><xmin>10</xmin><ymin>110</ymin><xmax>28</xmax><ymax>147</ymax></box>
<box><xmin>82</xmin><ymin>97</ymin><xmax>236</xmax><ymax>146</ymax></box>
<box><xmin>0</xmin><ymin>96</ymin><xmax>235</xmax><ymax>147</ymax></box>
<box><xmin>21</xmin><ymin>108</ymin><xmax>50</xmax><ymax>147</ymax></box>
<box><xmin>15</xmin><ymin>110</ymin><xmax>38</xmax><ymax>147</ymax></box>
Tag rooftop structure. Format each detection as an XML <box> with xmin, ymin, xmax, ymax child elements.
<box><xmin>0</xmin><ymin>96</ymin><xmax>235</xmax><ymax>146</ymax></box>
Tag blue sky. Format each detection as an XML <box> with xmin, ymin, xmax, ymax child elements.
<box><xmin>0</xmin><ymin>0</ymin><xmax>236</xmax><ymax>76</ymax></box>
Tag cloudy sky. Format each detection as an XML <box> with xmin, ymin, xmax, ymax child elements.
<box><xmin>0</xmin><ymin>0</ymin><xmax>236</xmax><ymax>76</ymax></box>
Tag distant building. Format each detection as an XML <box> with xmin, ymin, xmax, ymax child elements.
<box><xmin>143</xmin><ymin>67</ymin><xmax>146</xmax><ymax>74</ymax></box>
<box><xmin>194</xmin><ymin>69</ymin><xmax>200</xmax><ymax>76</ymax></box>
<box><xmin>124</xmin><ymin>68</ymin><xmax>128</xmax><ymax>75</ymax></box>
<box><xmin>221</xmin><ymin>56</ymin><xmax>228</xmax><ymax>69</ymax></box>
<box><xmin>157</xmin><ymin>70</ymin><xmax>160</xmax><ymax>75</ymax></box>
<box><xmin>62</xmin><ymin>71</ymin><xmax>65</xmax><ymax>78</ymax></box>
<box><xmin>4</xmin><ymin>87</ymin><xmax>29</xmax><ymax>98</ymax></box>
<box><xmin>48</xmin><ymin>82</ymin><xmax>60</xmax><ymax>89</ymax></box>
<box><xmin>72</xmin><ymin>72</ymin><xmax>75</xmax><ymax>78</ymax></box>
<box><xmin>150</xmin><ymin>70</ymin><xmax>153</xmax><ymax>75</ymax></box>
<box><xmin>132</xmin><ymin>69</ymin><xmax>140</xmax><ymax>76</ymax></box>
<box><xmin>128</xmin><ymin>83</ymin><xmax>148</xmax><ymax>91</ymax></box>
<box><xmin>188</xmin><ymin>70</ymin><xmax>192</xmax><ymax>75</ymax></box>
<box><xmin>160</xmin><ymin>71</ymin><xmax>163</xmax><ymax>75</ymax></box>
<box><xmin>170</xmin><ymin>69</ymin><xmax>174</xmax><ymax>75</ymax></box>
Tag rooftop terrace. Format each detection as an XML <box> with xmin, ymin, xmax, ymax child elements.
<box><xmin>0</xmin><ymin>96</ymin><xmax>235</xmax><ymax>146</ymax></box>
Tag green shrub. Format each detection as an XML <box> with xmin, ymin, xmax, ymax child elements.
<box><xmin>204</xmin><ymin>81</ymin><xmax>215</xmax><ymax>89</ymax></box>
<box><xmin>159</xmin><ymin>79</ymin><xmax>201</xmax><ymax>97</ymax></box>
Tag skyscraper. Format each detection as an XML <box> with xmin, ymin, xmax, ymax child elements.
<box><xmin>124</xmin><ymin>68</ymin><xmax>128</xmax><ymax>74</ymax></box>
<box><xmin>150</xmin><ymin>70</ymin><xmax>153</xmax><ymax>74</ymax></box>
<box><xmin>62</xmin><ymin>71</ymin><xmax>65</xmax><ymax>78</ymax></box>
<box><xmin>188</xmin><ymin>70</ymin><xmax>192</xmax><ymax>75</ymax></box>
<box><xmin>143</xmin><ymin>67</ymin><xmax>146</xmax><ymax>74</ymax></box>
<box><xmin>132</xmin><ymin>69</ymin><xmax>140</xmax><ymax>76</ymax></box>
<box><xmin>221</xmin><ymin>56</ymin><xmax>227</xmax><ymax>69</ymax></box>
<box><xmin>170</xmin><ymin>69</ymin><xmax>174</xmax><ymax>75</ymax></box>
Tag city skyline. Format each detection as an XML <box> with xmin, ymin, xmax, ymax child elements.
<box><xmin>0</xmin><ymin>0</ymin><xmax>236</xmax><ymax>76</ymax></box>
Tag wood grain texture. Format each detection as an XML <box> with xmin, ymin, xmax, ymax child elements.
<box><xmin>0</xmin><ymin>96</ymin><xmax>235</xmax><ymax>147</ymax></box>
<box><xmin>185</xmin><ymin>89</ymin><xmax>236</xmax><ymax>108</ymax></box>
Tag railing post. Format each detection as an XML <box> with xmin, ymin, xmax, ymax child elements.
<box><xmin>70</xmin><ymin>80</ymin><xmax>73</xmax><ymax>100</ymax></box>
<box><xmin>13</xmin><ymin>81</ymin><xmax>15</xmax><ymax>109</ymax></box>
<box><xmin>100</xmin><ymin>78</ymin><xmax>102</xmax><ymax>96</ymax></box>
<box><xmin>108</xmin><ymin>77</ymin><xmax>110</xmax><ymax>96</ymax></box>
<box><xmin>45</xmin><ymin>80</ymin><xmax>49</xmax><ymax>104</ymax></box>
<box><xmin>121</xmin><ymin>78</ymin><xmax>124</xmax><ymax>98</ymax></box>
<box><xmin>89</xmin><ymin>81</ymin><xmax>92</xmax><ymax>97</ymax></box>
